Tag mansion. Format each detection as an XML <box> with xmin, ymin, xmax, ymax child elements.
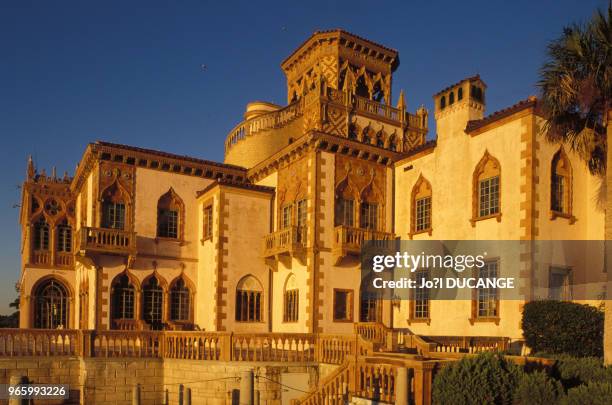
<box><xmin>18</xmin><ymin>29</ymin><xmax>606</xmax><ymax>341</ymax></box>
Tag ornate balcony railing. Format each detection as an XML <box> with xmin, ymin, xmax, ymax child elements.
<box><xmin>263</xmin><ymin>226</ymin><xmax>307</xmax><ymax>258</ymax></box>
<box><xmin>56</xmin><ymin>252</ymin><xmax>74</xmax><ymax>268</ymax></box>
<box><xmin>79</xmin><ymin>227</ymin><xmax>137</xmax><ymax>256</ymax></box>
<box><xmin>354</xmin><ymin>95</ymin><xmax>401</xmax><ymax>121</ymax></box>
<box><xmin>30</xmin><ymin>250</ymin><xmax>50</xmax><ymax>266</ymax></box>
<box><xmin>333</xmin><ymin>226</ymin><xmax>395</xmax><ymax>258</ymax></box>
<box><xmin>225</xmin><ymin>99</ymin><xmax>304</xmax><ymax>152</ymax></box>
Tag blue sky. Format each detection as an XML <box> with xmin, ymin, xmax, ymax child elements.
<box><xmin>0</xmin><ymin>0</ymin><xmax>604</xmax><ymax>314</ymax></box>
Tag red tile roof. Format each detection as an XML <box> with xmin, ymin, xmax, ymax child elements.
<box><xmin>94</xmin><ymin>141</ymin><xmax>246</xmax><ymax>171</ymax></box>
<box><xmin>465</xmin><ymin>96</ymin><xmax>538</xmax><ymax>133</ymax></box>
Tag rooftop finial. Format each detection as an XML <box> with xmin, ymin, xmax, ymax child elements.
<box><xmin>397</xmin><ymin>90</ymin><xmax>406</xmax><ymax>111</ymax></box>
<box><xmin>27</xmin><ymin>155</ymin><xmax>35</xmax><ymax>179</ymax></box>
<box><xmin>52</xmin><ymin>166</ymin><xmax>57</xmax><ymax>179</ymax></box>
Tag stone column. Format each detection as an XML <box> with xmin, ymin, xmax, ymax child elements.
<box><xmin>240</xmin><ymin>370</ymin><xmax>254</xmax><ymax>405</ymax></box>
<box><xmin>395</xmin><ymin>367</ymin><xmax>409</xmax><ymax>405</ymax></box>
<box><xmin>413</xmin><ymin>363</ymin><xmax>433</xmax><ymax>405</ymax></box>
<box><xmin>132</xmin><ymin>383</ymin><xmax>140</xmax><ymax>405</ymax></box>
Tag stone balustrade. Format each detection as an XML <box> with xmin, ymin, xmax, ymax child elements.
<box><xmin>79</xmin><ymin>226</ymin><xmax>137</xmax><ymax>256</ymax></box>
<box><xmin>333</xmin><ymin>226</ymin><xmax>395</xmax><ymax>259</ymax></box>
<box><xmin>263</xmin><ymin>226</ymin><xmax>307</xmax><ymax>258</ymax></box>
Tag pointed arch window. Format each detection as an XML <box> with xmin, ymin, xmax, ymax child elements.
<box><xmin>360</xmin><ymin>202</ymin><xmax>378</xmax><ymax>230</ymax></box>
<box><xmin>551</xmin><ymin>148</ymin><xmax>573</xmax><ymax>217</ymax></box>
<box><xmin>458</xmin><ymin>87</ymin><xmax>463</xmax><ymax>101</ymax></box>
<box><xmin>449</xmin><ymin>91</ymin><xmax>455</xmax><ymax>105</ymax></box>
<box><xmin>33</xmin><ymin>217</ymin><xmax>50</xmax><ymax>251</ymax></box>
<box><xmin>142</xmin><ymin>276</ymin><xmax>164</xmax><ymax>329</ymax></box>
<box><xmin>472</xmin><ymin>152</ymin><xmax>501</xmax><ymax>225</ymax></box>
<box><xmin>440</xmin><ymin>96</ymin><xmax>446</xmax><ymax>109</ymax></box>
<box><xmin>101</xmin><ymin>184</ymin><xmax>125</xmax><ymax>230</ymax></box>
<box><xmin>157</xmin><ymin>189</ymin><xmax>184</xmax><ymax>239</ymax></box>
<box><xmin>235</xmin><ymin>275</ymin><xmax>263</xmax><ymax>322</ymax></box>
<box><xmin>283</xmin><ymin>274</ymin><xmax>299</xmax><ymax>323</ymax></box>
<box><xmin>111</xmin><ymin>274</ymin><xmax>135</xmax><ymax>323</ymax></box>
<box><xmin>56</xmin><ymin>219</ymin><xmax>72</xmax><ymax>253</ymax></box>
<box><xmin>34</xmin><ymin>279</ymin><xmax>68</xmax><ymax>329</ymax></box>
<box><xmin>170</xmin><ymin>278</ymin><xmax>190</xmax><ymax>321</ymax></box>
<box><xmin>411</xmin><ymin>175</ymin><xmax>432</xmax><ymax>236</ymax></box>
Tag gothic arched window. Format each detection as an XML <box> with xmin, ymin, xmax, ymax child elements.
<box><xmin>56</xmin><ymin>219</ymin><xmax>72</xmax><ymax>253</ymax></box>
<box><xmin>449</xmin><ymin>91</ymin><xmax>455</xmax><ymax>105</ymax></box>
<box><xmin>551</xmin><ymin>148</ymin><xmax>572</xmax><ymax>215</ymax></box>
<box><xmin>170</xmin><ymin>278</ymin><xmax>190</xmax><ymax>321</ymax></box>
<box><xmin>235</xmin><ymin>275</ymin><xmax>263</xmax><ymax>322</ymax></box>
<box><xmin>283</xmin><ymin>274</ymin><xmax>299</xmax><ymax>323</ymax></box>
<box><xmin>101</xmin><ymin>184</ymin><xmax>126</xmax><ymax>230</ymax></box>
<box><xmin>458</xmin><ymin>87</ymin><xmax>463</xmax><ymax>101</ymax></box>
<box><xmin>33</xmin><ymin>217</ymin><xmax>50</xmax><ymax>251</ymax></box>
<box><xmin>142</xmin><ymin>276</ymin><xmax>164</xmax><ymax>329</ymax></box>
<box><xmin>440</xmin><ymin>96</ymin><xmax>446</xmax><ymax>109</ymax></box>
<box><xmin>111</xmin><ymin>274</ymin><xmax>136</xmax><ymax>324</ymax></box>
<box><xmin>472</xmin><ymin>151</ymin><xmax>501</xmax><ymax>224</ymax></box>
<box><xmin>34</xmin><ymin>279</ymin><xmax>69</xmax><ymax>329</ymax></box>
<box><xmin>411</xmin><ymin>175</ymin><xmax>432</xmax><ymax>235</ymax></box>
<box><xmin>157</xmin><ymin>189</ymin><xmax>184</xmax><ymax>239</ymax></box>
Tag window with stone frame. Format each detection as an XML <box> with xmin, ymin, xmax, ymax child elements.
<box><xmin>411</xmin><ymin>175</ymin><xmax>432</xmax><ymax>234</ymax></box>
<box><xmin>281</xmin><ymin>204</ymin><xmax>293</xmax><ymax>229</ymax></box>
<box><xmin>203</xmin><ymin>205</ymin><xmax>213</xmax><ymax>240</ymax></box>
<box><xmin>476</xmin><ymin>260</ymin><xmax>499</xmax><ymax>318</ymax></box>
<box><xmin>34</xmin><ymin>279</ymin><xmax>69</xmax><ymax>329</ymax></box>
<box><xmin>413</xmin><ymin>269</ymin><xmax>430</xmax><ymax>320</ymax></box>
<box><xmin>111</xmin><ymin>274</ymin><xmax>135</xmax><ymax>323</ymax></box>
<box><xmin>360</xmin><ymin>202</ymin><xmax>378</xmax><ymax>230</ymax></box>
<box><xmin>33</xmin><ymin>217</ymin><xmax>50</xmax><ymax>251</ymax></box>
<box><xmin>101</xmin><ymin>184</ymin><xmax>126</xmax><ymax>230</ymax></box>
<box><xmin>549</xmin><ymin>266</ymin><xmax>572</xmax><ymax>300</ymax></box>
<box><xmin>551</xmin><ymin>149</ymin><xmax>572</xmax><ymax>215</ymax></box>
<box><xmin>56</xmin><ymin>219</ymin><xmax>72</xmax><ymax>252</ymax></box>
<box><xmin>235</xmin><ymin>275</ymin><xmax>263</xmax><ymax>323</ymax></box>
<box><xmin>472</xmin><ymin>151</ymin><xmax>501</xmax><ymax>223</ymax></box>
<box><xmin>333</xmin><ymin>289</ymin><xmax>353</xmax><ymax>322</ymax></box>
<box><xmin>284</xmin><ymin>289</ymin><xmax>299</xmax><ymax>322</ymax></box>
<box><xmin>142</xmin><ymin>276</ymin><xmax>164</xmax><ymax>329</ymax></box>
<box><xmin>170</xmin><ymin>278</ymin><xmax>190</xmax><ymax>321</ymax></box>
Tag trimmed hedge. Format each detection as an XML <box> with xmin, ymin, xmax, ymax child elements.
<box><xmin>561</xmin><ymin>382</ymin><xmax>612</xmax><ymax>405</ymax></box>
<box><xmin>512</xmin><ymin>371</ymin><xmax>562</xmax><ymax>405</ymax></box>
<box><xmin>521</xmin><ymin>301</ymin><xmax>603</xmax><ymax>357</ymax></box>
<box><xmin>432</xmin><ymin>352</ymin><xmax>521</xmax><ymax>405</ymax></box>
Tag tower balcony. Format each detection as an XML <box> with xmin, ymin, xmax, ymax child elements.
<box><xmin>263</xmin><ymin>226</ymin><xmax>306</xmax><ymax>260</ymax></box>
<box><xmin>333</xmin><ymin>225</ymin><xmax>395</xmax><ymax>263</ymax></box>
<box><xmin>79</xmin><ymin>227</ymin><xmax>137</xmax><ymax>257</ymax></box>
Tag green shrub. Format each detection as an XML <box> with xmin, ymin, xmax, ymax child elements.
<box><xmin>522</xmin><ymin>301</ymin><xmax>603</xmax><ymax>357</ymax></box>
<box><xmin>432</xmin><ymin>352</ymin><xmax>522</xmax><ymax>405</ymax></box>
<box><xmin>552</xmin><ymin>355</ymin><xmax>612</xmax><ymax>388</ymax></box>
<box><xmin>512</xmin><ymin>371</ymin><xmax>562</xmax><ymax>405</ymax></box>
<box><xmin>561</xmin><ymin>382</ymin><xmax>612</xmax><ymax>405</ymax></box>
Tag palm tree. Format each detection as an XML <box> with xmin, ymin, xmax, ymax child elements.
<box><xmin>539</xmin><ymin>5</ymin><xmax>611</xmax><ymax>174</ymax></box>
<box><xmin>538</xmin><ymin>5</ymin><xmax>612</xmax><ymax>364</ymax></box>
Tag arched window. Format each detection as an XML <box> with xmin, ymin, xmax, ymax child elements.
<box><xmin>56</xmin><ymin>219</ymin><xmax>72</xmax><ymax>253</ymax></box>
<box><xmin>170</xmin><ymin>278</ymin><xmax>190</xmax><ymax>321</ymax></box>
<box><xmin>449</xmin><ymin>91</ymin><xmax>455</xmax><ymax>105</ymax></box>
<box><xmin>411</xmin><ymin>175</ymin><xmax>432</xmax><ymax>235</ymax></box>
<box><xmin>335</xmin><ymin>177</ymin><xmax>355</xmax><ymax>227</ymax></box>
<box><xmin>472</xmin><ymin>151</ymin><xmax>501</xmax><ymax>223</ymax></box>
<box><xmin>360</xmin><ymin>182</ymin><xmax>381</xmax><ymax>231</ymax></box>
<box><xmin>142</xmin><ymin>276</ymin><xmax>164</xmax><ymax>329</ymax></box>
<box><xmin>111</xmin><ymin>274</ymin><xmax>136</xmax><ymax>325</ymax></box>
<box><xmin>34</xmin><ymin>279</ymin><xmax>68</xmax><ymax>329</ymax></box>
<box><xmin>283</xmin><ymin>274</ymin><xmax>299</xmax><ymax>323</ymax></box>
<box><xmin>101</xmin><ymin>184</ymin><xmax>125</xmax><ymax>230</ymax></box>
<box><xmin>551</xmin><ymin>148</ymin><xmax>572</xmax><ymax>215</ymax></box>
<box><xmin>471</xmin><ymin>85</ymin><xmax>483</xmax><ymax>102</ymax></box>
<box><xmin>355</xmin><ymin>76</ymin><xmax>369</xmax><ymax>98</ymax></box>
<box><xmin>33</xmin><ymin>217</ymin><xmax>50</xmax><ymax>250</ymax></box>
<box><xmin>235</xmin><ymin>275</ymin><xmax>263</xmax><ymax>322</ymax></box>
<box><xmin>458</xmin><ymin>87</ymin><xmax>463</xmax><ymax>101</ymax></box>
<box><xmin>440</xmin><ymin>96</ymin><xmax>446</xmax><ymax>109</ymax></box>
<box><xmin>157</xmin><ymin>189</ymin><xmax>184</xmax><ymax>239</ymax></box>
